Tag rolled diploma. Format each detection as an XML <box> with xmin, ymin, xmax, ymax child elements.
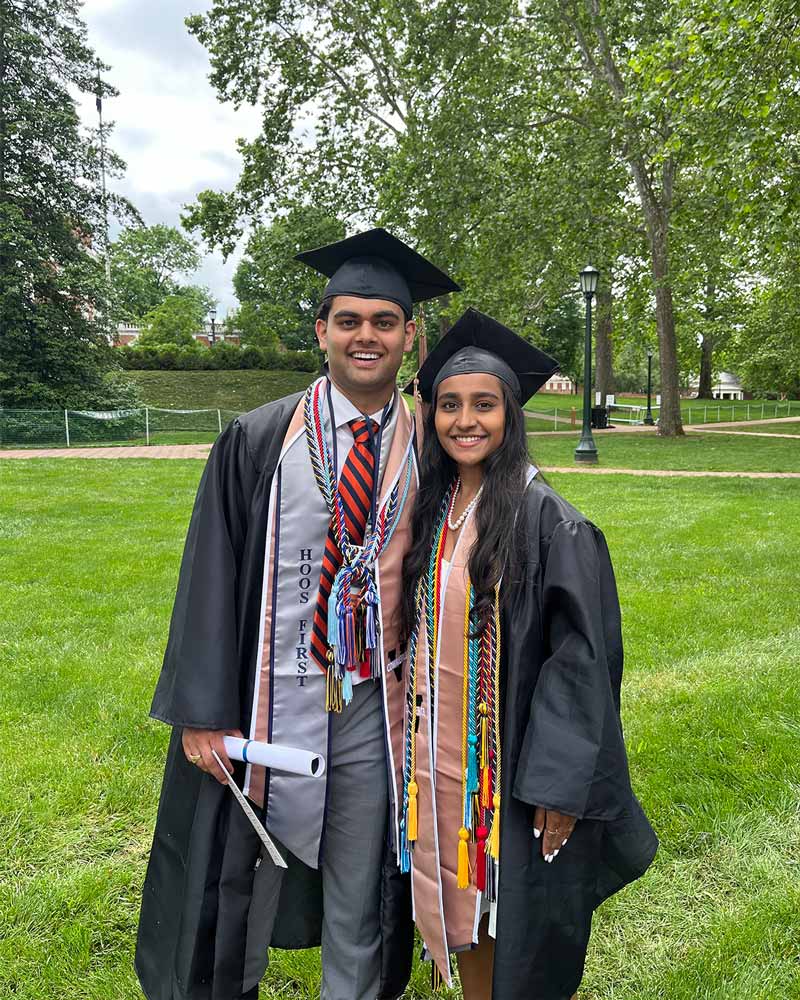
<box><xmin>223</xmin><ymin>737</ymin><xmax>326</xmax><ymax>777</ymax></box>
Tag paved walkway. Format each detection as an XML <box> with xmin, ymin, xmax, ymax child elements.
<box><xmin>0</xmin><ymin>444</ymin><xmax>212</xmax><ymax>459</ymax></box>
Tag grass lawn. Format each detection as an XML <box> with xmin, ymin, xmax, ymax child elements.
<box><xmin>529</xmin><ymin>430</ymin><xmax>800</xmax><ymax>472</ymax></box>
<box><xmin>126</xmin><ymin>369</ymin><xmax>316</xmax><ymax>412</ymax></box>
<box><xmin>1</xmin><ymin>461</ymin><xmax>799</xmax><ymax>999</ymax></box>
<box><xmin>728</xmin><ymin>421</ymin><xmax>800</xmax><ymax>435</ymax></box>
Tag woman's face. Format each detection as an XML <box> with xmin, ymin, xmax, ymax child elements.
<box><xmin>434</xmin><ymin>372</ymin><xmax>506</xmax><ymax>470</ymax></box>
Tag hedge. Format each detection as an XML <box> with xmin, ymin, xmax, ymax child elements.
<box><xmin>117</xmin><ymin>342</ymin><xmax>319</xmax><ymax>373</ymax></box>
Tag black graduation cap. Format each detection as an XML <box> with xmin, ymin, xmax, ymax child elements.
<box><xmin>409</xmin><ymin>307</ymin><xmax>559</xmax><ymax>405</ymax></box>
<box><xmin>295</xmin><ymin>228</ymin><xmax>460</xmax><ymax>319</ymax></box>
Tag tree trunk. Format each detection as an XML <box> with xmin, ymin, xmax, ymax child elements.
<box><xmin>697</xmin><ymin>277</ymin><xmax>716</xmax><ymax>398</ymax></box>
<box><xmin>629</xmin><ymin>156</ymin><xmax>683</xmax><ymax>437</ymax></box>
<box><xmin>650</xmin><ymin>232</ymin><xmax>683</xmax><ymax>436</ymax></box>
<box><xmin>595</xmin><ymin>283</ymin><xmax>614</xmax><ymax>404</ymax></box>
<box><xmin>697</xmin><ymin>334</ymin><xmax>714</xmax><ymax>398</ymax></box>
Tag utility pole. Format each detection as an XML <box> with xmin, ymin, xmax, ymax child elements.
<box><xmin>96</xmin><ymin>63</ymin><xmax>112</xmax><ymax>292</ymax></box>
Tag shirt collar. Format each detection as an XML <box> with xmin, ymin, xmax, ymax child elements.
<box><xmin>327</xmin><ymin>379</ymin><xmax>395</xmax><ymax>429</ymax></box>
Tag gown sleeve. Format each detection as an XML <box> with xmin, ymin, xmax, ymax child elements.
<box><xmin>512</xmin><ymin>518</ymin><xmax>634</xmax><ymax>820</ymax></box>
<box><xmin>150</xmin><ymin>418</ymin><xmax>260</xmax><ymax>730</ymax></box>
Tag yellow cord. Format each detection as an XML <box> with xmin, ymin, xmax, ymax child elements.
<box><xmin>488</xmin><ymin>587</ymin><xmax>502</xmax><ymax>860</ymax></box>
<box><xmin>457</xmin><ymin>583</ymin><xmax>472</xmax><ymax>888</ymax></box>
<box><xmin>407</xmin><ymin>578</ymin><xmax>423</xmax><ymax>843</ymax></box>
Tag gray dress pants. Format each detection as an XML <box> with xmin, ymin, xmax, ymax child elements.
<box><xmin>319</xmin><ymin>677</ymin><xmax>389</xmax><ymax>1000</ymax></box>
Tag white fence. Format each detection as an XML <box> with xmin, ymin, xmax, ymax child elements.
<box><xmin>0</xmin><ymin>407</ymin><xmax>240</xmax><ymax>447</ymax></box>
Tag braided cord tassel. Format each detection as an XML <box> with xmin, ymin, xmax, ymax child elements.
<box><xmin>488</xmin><ymin>587</ymin><xmax>502</xmax><ymax>862</ymax></box>
<box><xmin>458</xmin><ymin>583</ymin><xmax>473</xmax><ymax>889</ymax></box>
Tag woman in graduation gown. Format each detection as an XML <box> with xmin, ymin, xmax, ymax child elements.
<box><xmin>397</xmin><ymin>308</ymin><xmax>658</xmax><ymax>999</ymax></box>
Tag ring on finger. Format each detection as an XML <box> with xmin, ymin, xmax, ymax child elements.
<box><xmin>188</xmin><ymin>753</ymin><xmax>201</xmax><ymax>764</ymax></box>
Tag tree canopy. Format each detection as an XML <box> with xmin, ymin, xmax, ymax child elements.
<box><xmin>110</xmin><ymin>224</ymin><xmax>201</xmax><ymax>323</ymax></box>
<box><xmin>0</xmin><ymin>0</ymin><xmax>134</xmax><ymax>408</ymax></box>
<box><xmin>230</xmin><ymin>204</ymin><xmax>344</xmax><ymax>350</ymax></box>
<box><xmin>181</xmin><ymin>0</ymin><xmax>800</xmax><ymax>419</ymax></box>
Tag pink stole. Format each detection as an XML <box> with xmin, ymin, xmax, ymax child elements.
<box><xmin>411</xmin><ymin>505</ymin><xmax>481</xmax><ymax>985</ymax></box>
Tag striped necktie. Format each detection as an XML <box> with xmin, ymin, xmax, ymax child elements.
<box><xmin>310</xmin><ymin>417</ymin><xmax>378</xmax><ymax>672</ymax></box>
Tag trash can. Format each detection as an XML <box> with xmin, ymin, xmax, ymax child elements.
<box><xmin>591</xmin><ymin>406</ymin><xmax>609</xmax><ymax>429</ymax></box>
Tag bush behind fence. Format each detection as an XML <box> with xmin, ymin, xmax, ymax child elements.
<box><xmin>117</xmin><ymin>342</ymin><xmax>318</xmax><ymax>372</ymax></box>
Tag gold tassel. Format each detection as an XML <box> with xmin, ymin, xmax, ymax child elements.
<box><xmin>488</xmin><ymin>793</ymin><xmax>501</xmax><ymax>860</ymax></box>
<box><xmin>479</xmin><ymin>701</ymin><xmax>488</xmax><ymax>768</ymax></box>
<box><xmin>457</xmin><ymin>826</ymin><xmax>470</xmax><ymax>888</ymax></box>
<box><xmin>326</xmin><ymin>668</ymin><xmax>342</xmax><ymax>713</ymax></box>
<box><xmin>407</xmin><ymin>781</ymin><xmax>418</xmax><ymax>842</ymax></box>
<box><xmin>481</xmin><ymin>766</ymin><xmax>491</xmax><ymax>809</ymax></box>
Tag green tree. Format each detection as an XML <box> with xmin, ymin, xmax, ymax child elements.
<box><xmin>732</xmin><ymin>275</ymin><xmax>800</xmax><ymax>399</ymax></box>
<box><xmin>0</xmin><ymin>0</ymin><xmax>134</xmax><ymax>408</ymax></box>
<box><xmin>138</xmin><ymin>294</ymin><xmax>204</xmax><ymax>347</ymax></box>
<box><xmin>110</xmin><ymin>224</ymin><xmax>201</xmax><ymax>322</ymax></box>
<box><xmin>536</xmin><ymin>296</ymin><xmax>583</xmax><ymax>383</ymax></box>
<box><xmin>230</xmin><ymin>205</ymin><xmax>344</xmax><ymax>350</ymax></box>
<box><xmin>224</xmin><ymin>301</ymin><xmax>279</xmax><ymax>348</ymax></box>
<box><xmin>182</xmin><ymin>0</ymin><xmax>800</xmax><ymax>436</ymax></box>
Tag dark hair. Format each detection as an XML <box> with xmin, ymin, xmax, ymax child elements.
<box><xmin>401</xmin><ymin>382</ymin><xmax>530</xmax><ymax>639</ymax></box>
<box><xmin>315</xmin><ymin>297</ymin><xmax>333</xmax><ymax>323</ymax></box>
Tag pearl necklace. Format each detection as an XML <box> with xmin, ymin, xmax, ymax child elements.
<box><xmin>447</xmin><ymin>478</ymin><xmax>484</xmax><ymax>531</ymax></box>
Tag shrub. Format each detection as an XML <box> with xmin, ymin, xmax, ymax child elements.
<box><xmin>116</xmin><ymin>342</ymin><xmax>319</xmax><ymax>373</ymax></box>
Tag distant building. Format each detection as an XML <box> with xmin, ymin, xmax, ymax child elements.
<box><xmin>688</xmin><ymin>371</ymin><xmax>747</xmax><ymax>400</ymax></box>
<box><xmin>542</xmin><ymin>371</ymin><xmax>577</xmax><ymax>394</ymax></box>
<box><xmin>113</xmin><ymin>322</ymin><xmax>240</xmax><ymax>347</ymax></box>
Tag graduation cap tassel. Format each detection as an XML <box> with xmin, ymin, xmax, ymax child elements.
<box><xmin>413</xmin><ymin>309</ymin><xmax>428</xmax><ymax>452</ymax></box>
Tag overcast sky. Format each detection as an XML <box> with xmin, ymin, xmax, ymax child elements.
<box><xmin>78</xmin><ymin>0</ymin><xmax>263</xmax><ymax>317</ymax></box>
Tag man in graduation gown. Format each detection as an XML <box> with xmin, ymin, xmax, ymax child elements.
<box><xmin>135</xmin><ymin>229</ymin><xmax>460</xmax><ymax>1000</ymax></box>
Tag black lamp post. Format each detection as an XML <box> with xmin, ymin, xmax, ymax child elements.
<box><xmin>644</xmin><ymin>349</ymin><xmax>655</xmax><ymax>425</ymax></box>
<box><xmin>209</xmin><ymin>306</ymin><xmax>217</xmax><ymax>347</ymax></box>
<box><xmin>574</xmin><ymin>264</ymin><xmax>600</xmax><ymax>464</ymax></box>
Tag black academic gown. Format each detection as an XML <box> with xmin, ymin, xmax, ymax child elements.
<box><xmin>490</xmin><ymin>479</ymin><xmax>658</xmax><ymax>1000</ymax></box>
<box><xmin>135</xmin><ymin>393</ymin><xmax>413</xmax><ymax>1000</ymax></box>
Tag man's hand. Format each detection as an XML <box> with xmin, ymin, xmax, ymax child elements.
<box><xmin>533</xmin><ymin>806</ymin><xmax>577</xmax><ymax>863</ymax></box>
<box><xmin>181</xmin><ymin>727</ymin><xmax>244</xmax><ymax>784</ymax></box>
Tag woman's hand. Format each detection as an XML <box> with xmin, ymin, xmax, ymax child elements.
<box><xmin>533</xmin><ymin>806</ymin><xmax>577</xmax><ymax>863</ymax></box>
<box><xmin>181</xmin><ymin>727</ymin><xmax>244</xmax><ymax>784</ymax></box>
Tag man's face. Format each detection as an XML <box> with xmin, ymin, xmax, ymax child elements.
<box><xmin>316</xmin><ymin>296</ymin><xmax>416</xmax><ymax>403</ymax></box>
